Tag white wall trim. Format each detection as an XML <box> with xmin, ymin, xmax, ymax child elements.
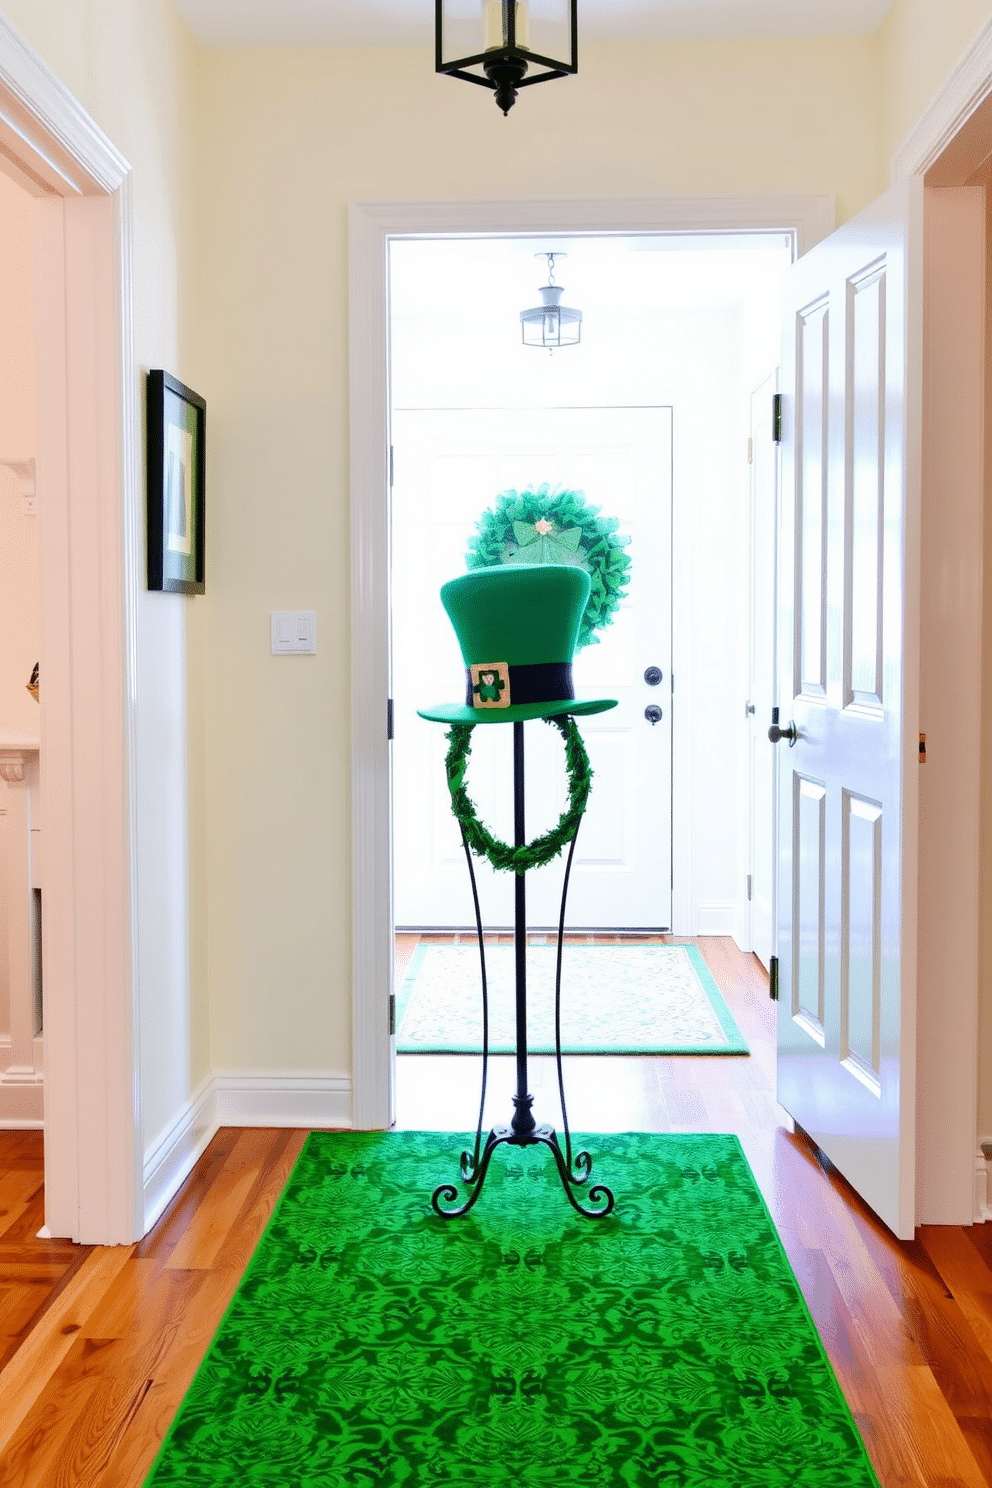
<box><xmin>142</xmin><ymin>1072</ymin><xmax>216</xmax><ymax>1233</ymax></box>
<box><xmin>213</xmin><ymin>1070</ymin><xmax>353</xmax><ymax>1128</ymax></box>
<box><xmin>349</xmin><ymin>194</ymin><xmax>834</xmax><ymax>1131</ymax></box>
<box><xmin>0</xmin><ymin>14</ymin><xmax>140</xmax><ymax>1244</ymax></box>
<box><xmin>892</xmin><ymin>15</ymin><xmax>992</xmax><ymax>180</ymax></box>
<box><xmin>142</xmin><ymin>1070</ymin><xmax>353</xmax><ymax>1234</ymax></box>
<box><xmin>0</xmin><ymin>1023</ymin><xmax>44</xmax><ymax>1126</ymax></box>
<box><xmin>696</xmin><ymin>901</ymin><xmax>739</xmax><ymax>938</ymax></box>
<box><xmin>0</xmin><ymin>15</ymin><xmax>128</xmax><ymax>195</ymax></box>
<box><xmin>975</xmin><ymin>1148</ymin><xmax>992</xmax><ymax>1223</ymax></box>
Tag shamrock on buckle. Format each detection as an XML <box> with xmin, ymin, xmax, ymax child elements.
<box><xmin>470</xmin><ymin>662</ymin><xmax>510</xmax><ymax>709</ymax></box>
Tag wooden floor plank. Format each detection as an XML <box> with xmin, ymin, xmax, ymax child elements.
<box><xmin>54</xmin><ymin>1375</ymin><xmax>153</xmax><ymax>1488</ymax></box>
<box><xmin>163</xmin><ymin>1129</ymin><xmax>269</xmax><ymax>1272</ymax></box>
<box><xmin>211</xmin><ymin>1129</ymin><xmax>306</xmax><ymax>1274</ymax></box>
<box><xmin>0</xmin><ymin>1172</ymin><xmax>43</xmax><ymax>1243</ymax></box>
<box><xmin>0</xmin><ymin>1247</ymin><xmax>133</xmax><ymax>1452</ymax></box>
<box><xmin>92</xmin><ymin>1267</ymin><xmax>250</xmax><ymax>1488</ymax></box>
<box><xmin>919</xmin><ymin>1225</ymin><xmax>992</xmax><ymax>1371</ymax></box>
<box><xmin>0</xmin><ymin>1377</ymin><xmax>97</xmax><ymax>1488</ymax></box>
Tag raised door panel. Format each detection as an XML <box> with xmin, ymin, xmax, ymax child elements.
<box><xmin>845</xmin><ymin>263</ymin><xmax>886</xmax><ymax>711</ymax></box>
<box><xmin>797</xmin><ymin>299</ymin><xmax>829</xmax><ymax>700</ymax></box>
<box><xmin>792</xmin><ymin>775</ymin><xmax>826</xmax><ymax>1044</ymax></box>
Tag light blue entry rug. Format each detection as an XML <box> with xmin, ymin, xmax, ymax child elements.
<box><xmin>396</xmin><ymin>942</ymin><xmax>749</xmax><ymax>1055</ymax></box>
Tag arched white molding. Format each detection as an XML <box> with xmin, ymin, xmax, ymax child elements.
<box><xmin>0</xmin><ymin>15</ymin><xmax>141</xmax><ymax>1244</ymax></box>
<box><xmin>348</xmin><ymin>193</ymin><xmax>834</xmax><ymax>1131</ymax></box>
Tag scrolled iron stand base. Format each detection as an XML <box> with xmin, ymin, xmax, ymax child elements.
<box><xmin>431</xmin><ymin>719</ymin><xmax>615</xmax><ymax>1221</ymax></box>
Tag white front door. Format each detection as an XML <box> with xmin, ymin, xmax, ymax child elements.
<box><xmin>392</xmin><ymin>406</ymin><xmax>673</xmax><ymax>930</ymax></box>
<box><xmin>775</xmin><ymin>181</ymin><xmax>921</xmax><ymax>1240</ymax></box>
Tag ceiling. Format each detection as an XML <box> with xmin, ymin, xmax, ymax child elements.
<box><xmin>170</xmin><ymin>0</ymin><xmax>895</xmax><ymax>51</ymax></box>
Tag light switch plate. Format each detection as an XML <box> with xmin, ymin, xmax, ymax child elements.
<box><xmin>271</xmin><ymin>610</ymin><xmax>316</xmax><ymax>654</ymax></box>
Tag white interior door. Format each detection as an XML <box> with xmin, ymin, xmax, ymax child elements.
<box><xmin>392</xmin><ymin>406</ymin><xmax>672</xmax><ymax>930</ymax></box>
<box><xmin>775</xmin><ymin>181</ymin><xmax>921</xmax><ymax>1240</ymax></box>
<box><xmin>747</xmin><ymin>374</ymin><xmax>779</xmax><ymax>970</ymax></box>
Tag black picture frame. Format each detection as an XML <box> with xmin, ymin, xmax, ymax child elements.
<box><xmin>146</xmin><ymin>369</ymin><xmax>206</xmax><ymax>594</ymax></box>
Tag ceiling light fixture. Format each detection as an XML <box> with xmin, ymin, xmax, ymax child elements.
<box><xmin>520</xmin><ymin>253</ymin><xmax>582</xmax><ymax>350</ymax></box>
<box><xmin>436</xmin><ymin>1</ymin><xmax>578</xmax><ymax>117</ymax></box>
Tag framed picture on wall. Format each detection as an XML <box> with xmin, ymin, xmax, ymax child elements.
<box><xmin>146</xmin><ymin>369</ymin><xmax>206</xmax><ymax>594</ymax></box>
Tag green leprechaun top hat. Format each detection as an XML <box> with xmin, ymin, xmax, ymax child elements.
<box><xmin>417</xmin><ymin>565</ymin><xmax>618</xmax><ymax>726</ymax></box>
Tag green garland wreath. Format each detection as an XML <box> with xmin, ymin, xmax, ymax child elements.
<box><xmin>445</xmin><ymin>716</ymin><xmax>593</xmax><ymax>874</ymax></box>
<box><xmin>465</xmin><ymin>484</ymin><xmax>631</xmax><ymax>649</ymax></box>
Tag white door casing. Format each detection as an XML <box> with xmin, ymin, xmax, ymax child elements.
<box><xmin>776</xmin><ymin>180</ymin><xmax>922</xmax><ymax>1241</ymax></box>
<box><xmin>746</xmin><ymin>374</ymin><xmax>779</xmax><ymax>969</ymax></box>
<box><xmin>391</xmin><ymin>406</ymin><xmax>673</xmax><ymax>932</ymax></box>
<box><xmin>351</xmin><ymin>197</ymin><xmax>834</xmax><ymax>1130</ymax></box>
<box><xmin>0</xmin><ymin>18</ymin><xmax>141</xmax><ymax>1243</ymax></box>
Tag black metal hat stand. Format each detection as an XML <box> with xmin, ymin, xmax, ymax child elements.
<box><xmin>431</xmin><ymin>720</ymin><xmax>616</xmax><ymax>1220</ymax></box>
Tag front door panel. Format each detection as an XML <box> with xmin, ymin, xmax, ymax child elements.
<box><xmin>776</xmin><ymin>182</ymin><xmax>921</xmax><ymax>1240</ymax></box>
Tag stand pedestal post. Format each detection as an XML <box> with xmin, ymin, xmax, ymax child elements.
<box><xmin>431</xmin><ymin>720</ymin><xmax>614</xmax><ymax>1220</ymax></box>
<box><xmin>510</xmin><ymin>722</ymin><xmax>535</xmax><ymax>1141</ymax></box>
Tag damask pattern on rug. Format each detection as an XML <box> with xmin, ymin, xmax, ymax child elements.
<box><xmin>143</xmin><ymin>1131</ymin><xmax>880</xmax><ymax>1488</ymax></box>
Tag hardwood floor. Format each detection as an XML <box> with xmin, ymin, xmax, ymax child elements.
<box><xmin>0</xmin><ymin>936</ymin><xmax>990</xmax><ymax>1485</ymax></box>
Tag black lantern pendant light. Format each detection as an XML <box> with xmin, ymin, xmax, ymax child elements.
<box><xmin>520</xmin><ymin>253</ymin><xmax>582</xmax><ymax>349</ymax></box>
<box><xmin>436</xmin><ymin>1</ymin><xmax>578</xmax><ymax>117</ymax></box>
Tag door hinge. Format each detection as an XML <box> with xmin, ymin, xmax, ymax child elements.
<box><xmin>389</xmin><ymin>994</ymin><xmax>396</xmax><ymax>1036</ymax></box>
<box><xmin>919</xmin><ymin>732</ymin><xmax>926</xmax><ymax>763</ymax></box>
<box><xmin>769</xmin><ymin>954</ymin><xmax>779</xmax><ymax>1001</ymax></box>
<box><xmin>745</xmin><ymin>699</ymin><xmax>755</xmax><ymax>718</ymax></box>
<box><xmin>389</xmin><ymin>445</ymin><xmax>394</xmax><ymax>487</ymax></box>
<box><xmin>772</xmin><ymin>393</ymin><xmax>783</xmax><ymax>444</ymax></box>
<box><xmin>746</xmin><ymin>874</ymin><xmax>753</xmax><ymax>902</ymax></box>
<box><xmin>747</xmin><ymin>436</ymin><xmax>753</xmax><ymax>464</ymax></box>
<box><xmin>387</xmin><ymin>698</ymin><xmax>394</xmax><ymax>741</ymax></box>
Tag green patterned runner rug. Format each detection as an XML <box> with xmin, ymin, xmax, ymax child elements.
<box><xmin>396</xmin><ymin>943</ymin><xmax>749</xmax><ymax>1054</ymax></box>
<box><xmin>143</xmin><ymin>1131</ymin><xmax>879</xmax><ymax>1487</ymax></box>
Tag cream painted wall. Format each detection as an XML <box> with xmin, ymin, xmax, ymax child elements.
<box><xmin>194</xmin><ymin>38</ymin><xmax>884</xmax><ymax>1079</ymax></box>
<box><xmin>0</xmin><ymin>169</ymin><xmax>38</xmax><ymax>740</ymax></box>
<box><xmin>880</xmin><ymin>0</ymin><xmax>992</xmax><ymax>162</ymax></box>
<box><xmin>0</xmin><ymin>1</ymin><xmax>209</xmax><ymax>1169</ymax></box>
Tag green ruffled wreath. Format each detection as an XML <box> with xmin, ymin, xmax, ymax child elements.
<box><xmin>445</xmin><ymin>716</ymin><xmax>592</xmax><ymax>874</ymax></box>
<box><xmin>465</xmin><ymin>485</ymin><xmax>631</xmax><ymax>649</ymax></box>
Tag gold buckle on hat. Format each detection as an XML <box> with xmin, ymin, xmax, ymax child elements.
<box><xmin>470</xmin><ymin>662</ymin><xmax>511</xmax><ymax>709</ymax></box>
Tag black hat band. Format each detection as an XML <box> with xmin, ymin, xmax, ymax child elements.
<box><xmin>466</xmin><ymin>661</ymin><xmax>575</xmax><ymax>710</ymax></box>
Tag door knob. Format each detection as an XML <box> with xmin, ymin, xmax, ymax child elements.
<box><xmin>644</xmin><ymin>666</ymin><xmax>663</xmax><ymax>686</ymax></box>
<box><xmin>644</xmin><ymin>705</ymin><xmax>663</xmax><ymax>725</ymax></box>
<box><xmin>768</xmin><ymin>721</ymin><xmax>798</xmax><ymax>746</ymax></box>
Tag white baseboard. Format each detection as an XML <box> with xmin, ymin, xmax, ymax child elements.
<box><xmin>140</xmin><ymin>1068</ymin><xmax>354</xmax><ymax>1239</ymax></box>
<box><xmin>213</xmin><ymin>1070</ymin><xmax>353</xmax><ymax>1129</ymax></box>
<box><xmin>142</xmin><ymin>1072</ymin><xmax>217</xmax><ymax>1234</ymax></box>
<box><xmin>733</xmin><ymin>902</ymin><xmax>752</xmax><ymax>955</ymax></box>
<box><xmin>0</xmin><ymin>1031</ymin><xmax>44</xmax><ymax>1127</ymax></box>
<box><xmin>976</xmin><ymin>1141</ymin><xmax>992</xmax><ymax>1222</ymax></box>
<box><xmin>696</xmin><ymin>900</ymin><xmax>738</xmax><ymax>937</ymax></box>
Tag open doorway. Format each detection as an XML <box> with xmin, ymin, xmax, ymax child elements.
<box><xmin>386</xmin><ymin>230</ymin><xmax>791</xmax><ymax>1131</ymax></box>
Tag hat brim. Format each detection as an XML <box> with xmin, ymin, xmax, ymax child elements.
<box><xmin>417</xmin><ymin>697</ymin><xmax>618</xmax><ymax>725</ymax></box>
